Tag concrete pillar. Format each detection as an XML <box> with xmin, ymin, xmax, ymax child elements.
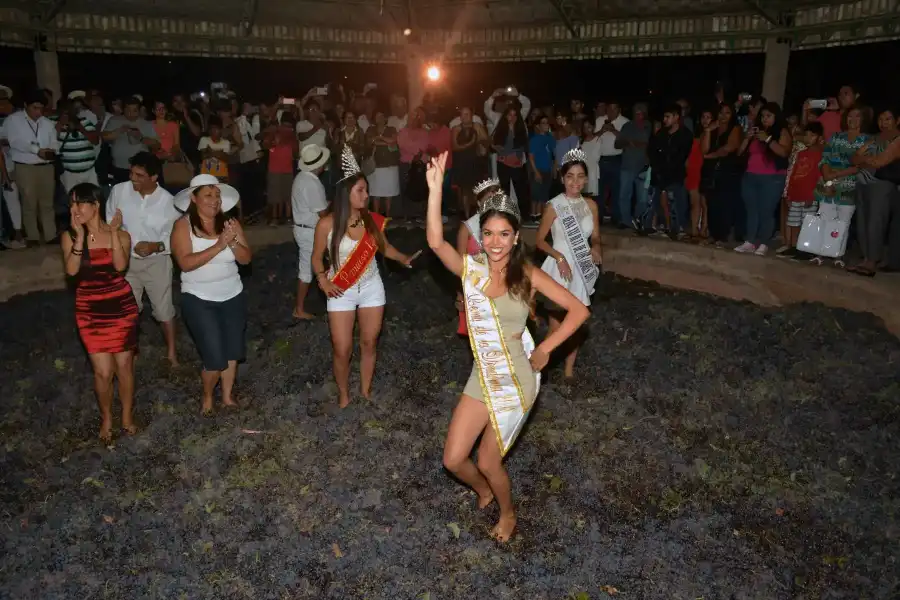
<box><xmin>761</xmin><ymin>38</ymin><xmax>790</xmax><ymax>107</ymax></box>
<box><xmin>34</xmin><ymin>50</ymin><xmax>61</xmax><ymax>109</ymax></box>
<box><xmin>404</xmin><ymin>46</ymin><xmax>425</xmax><ymax>110</ymax></box>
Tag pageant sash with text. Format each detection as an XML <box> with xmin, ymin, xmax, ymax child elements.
<box><xmin>463</xmin><ymin>255</ymin><xmax>540</xmax><ymax>456</ymax></box>
<box><xmin>554</xmin><ymin>196</ymin><xmax>598</xmax><ymax>295</ymax></box>
<box><xmin>331</xmin><ymin>212</ymin><xmax>387</xmax><ymax>291</ymax></box>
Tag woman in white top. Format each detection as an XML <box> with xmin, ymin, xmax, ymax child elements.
<box><xmin>535</xmin><ymin>148</ymin><xmax>603</xmax><ymax>379</ymax></box>
<box><xmin>312</xmin><ymin>147</ymin><xmax>420</xmax><ymax>409</ymax></box>
<box><xmin>171</xmin><ymin>174</ymin><xmax>252</xmax><ymax>415</ymax></box>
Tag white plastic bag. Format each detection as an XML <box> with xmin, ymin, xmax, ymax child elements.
<box><xmin>796</xmin><ymin>213</ymin><xmax>849</xmax><ymax>258</ymax></box>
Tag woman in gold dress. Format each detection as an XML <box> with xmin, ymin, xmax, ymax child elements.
<box><xmin>425</xmin><ymin>152</ymin><xmax>589</xmax><ymax>542</ymax></box>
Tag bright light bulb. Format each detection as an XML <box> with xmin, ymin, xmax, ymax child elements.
<box><xmin>426</xmin><ymin>65</ymin><xmax>441</xmax><ymax>82</ymax></box>
<box><xmin>403</xmin><ymin>28</ymin><xmax>412</xmax><ymax>36</ymax></box>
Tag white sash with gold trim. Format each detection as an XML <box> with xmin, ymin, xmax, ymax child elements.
<box><xmin>463</xmin><ymin>254</ymin><xmax>540</xmax><ymax>456</ymax></box>
<box><xmin>553</xmin><ymin>195</ymin><xmax>599</xmax><ymax>294</ymax></box>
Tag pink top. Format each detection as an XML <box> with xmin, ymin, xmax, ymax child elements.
<box><xmin>818</xmin><ymin>111</ymin><xmax>842</xmax><ymax>141</ymax></box>
<box><xmin>428</xmin><ymin>126</ymin><xmax>453</xmax><ymax>168</ymax></box>
<box><xmin>153</xmin><ymin>120</ymin><xmax>179</xmax><ymax>155</ymax></box>
<box><xmin>746</xmin><ymin>139</ymin><xmax>786</xmax><ymax>175</ymax></box>
<box><xmin>398</xmin><ymin>127</ymin><xmax>429</xmax><ymax>163</ymax></box>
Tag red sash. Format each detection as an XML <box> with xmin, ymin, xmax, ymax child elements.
<box><xmin>330</xmin><ymin>212</ymin><xmax>387</xmax><ymax>291</ymax></box>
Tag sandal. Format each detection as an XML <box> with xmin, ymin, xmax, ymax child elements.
<box><xmin>833</xmin><ymin>259</ymin><xmax>846</xmax><ymax>269</ymax></box>
<box><xmin>809</xmin><ymin>256</ymin><xmax>825</xmax><ymax>266</ymax></box>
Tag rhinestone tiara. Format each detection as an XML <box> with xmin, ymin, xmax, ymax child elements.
<box><xmin>337</xmin><ymin>145</ymin><xmax>362</xmax><ymax>183</ymax></box>
<box><xmin>480</xmin><ymin>189</ymin><xmax>521</xmax><ymax>222</ymax></box>
<box><xmin>473</xmin><ymin>178</ymin><xmax>500</xmax><ymax>196</ymax></box>
<box><xmin>561</xmin><ymin>147</ymin><xmax>587</xmax><ymax>167</ymax></box>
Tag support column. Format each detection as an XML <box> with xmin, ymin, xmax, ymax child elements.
<box><xmin>404</xmin><ymin>46</ymin><xmax>425</xmax><ymax>110</ymax></box>
<box><xmin>34</xmin><ymin>50</ymin><xmax>61</xmax><ymax>109</ymax></box>
<box><xmin>761</xmin><ymin>38</ymin><xmax>790</xmax><ymax>107</ymax></box>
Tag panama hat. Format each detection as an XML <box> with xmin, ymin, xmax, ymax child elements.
<box><xmin>297</xmin><ymin>143</ymin><xmax>330</xmax><ymax>172</ymax></box>
<box><xmin>0</xmin><ymin>85</ymin><xmax>12</xmax><ymax>99</ymax></box>
<box><xmin>67</xmin><ymin>90</ymin><xmax>86</xmax><ymax>100</ymax></box>
<box><xmin>173</xmin><ymin>174</ymin><xmax>240</xmax><ymax>213</ymax></box>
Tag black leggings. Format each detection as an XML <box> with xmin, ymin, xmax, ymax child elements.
<box><xmin>707</xmin><ymin>171</ymin><xmax>743</xmax><ymax>243</ymax></box>
<box><xmin>497</xmin><ymin>163</ymin><xmax>530</xmax><ymax>218</ymax></box>
<box><xmin>181</xmin><ymin>292</ymin><xmax>247</xmax><ymax>372</ymax></box>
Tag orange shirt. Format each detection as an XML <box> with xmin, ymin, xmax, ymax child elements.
<box><xmin>154</xmin><ymin>120</ymin><xmax>179</xmax><ymax>155</ymax></box>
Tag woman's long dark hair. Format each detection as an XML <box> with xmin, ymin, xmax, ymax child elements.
<box><xmin>755</xmin><ymin>102</ymin><xmax>790</xmax><ymax>165</ymax></box>
<box><xmin>330</xmin><ymin>173</ymin><xmax>384</xmax><ymax>270</ymax></box>
<box><xmin>492</xmin><ymin>107</ymin><xmax>528</xmax><ymax>149</ymax></box>
<box><xmin>68</xmin><ymin>183</ymin><xmax>105</xmax><ymax>268</ymax></box>
<box><xmin>716</xmin><ymin>101</ymin><xmax>739</xmax><ymax>134</ymax></box>
<box><xmin>187</xmin><ymin>185</ymin><xmax>226</xmax><ymax>235</ymax></box>
<box><xmin>479</xmin><ymin>208</ymin><xmax>531</xmax><ymax>302</ymax></box>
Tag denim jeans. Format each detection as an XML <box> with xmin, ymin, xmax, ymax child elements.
<box><xmin>618</xmin><ymin>168</ymin><xmax>649</xmax><ymax>225</ymax></box>
<box><xmin>742</xmin><ymin>172</ymin><xmax>786</xmax><ymax>246</ymax></box>
<box><xmin>598</xmin><ymin>156</ymin><xmax>622</xmax><ymax>222</ymax></box>
<box><xmin>657</xmin><ymin>182</ymin><xmax>689</xmax><ymax>235</ymax></box>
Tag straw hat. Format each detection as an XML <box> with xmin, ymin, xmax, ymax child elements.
<box><xmin>0</xmin><ymin>85</ymin><xmax>12</xmax><ymax>100</ymax></box>
<box><xmin>67</xmin><ymin>90</ymin><xmax>87</xmax><ymax>100</ymax></box>
<box><xmin>173</xmin><ymin>174</ymin><xmax>240</xmax><ymax>213</ymax></box>
<box><xmin>297</xmin><ymin>143</ymin><xmax>330</xmax><ymax>172</ymax></box>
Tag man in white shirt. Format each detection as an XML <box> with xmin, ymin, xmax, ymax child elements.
<box><xmin>387</xmin><ymin>94</ymin><xmax>408</xmax><ymax>131</ymax></box>
<box><xmin>106</xmin><ymin>151</ymin><xmax>181</xmax><ymax>365</ymax></box>
<box><xmin>3</xmin><ymin>90</ymin><xmax>60</xmax><ymax>244</ymax></box>
<box><xmin>291</xmin><ymin>143</ymin><xmax>331</xmax><ymax>320</ymax></box>
<box><xmin>594</xmin><ymin>101</ymin><xmax>630</xmax><ymax>225</ymax></box>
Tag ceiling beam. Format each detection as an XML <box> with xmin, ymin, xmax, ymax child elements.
<box><xmin>742</xmin><ymin>0</ymin><xmax>780</xmax><ymax>26</ymax></box>
<box><xmin>38</xmin><ymin>0</ymin><xmax>67</xmax><ymax>26</ymax></box>
<box><xmin>547</xmin><ymin>0</ymin><xmax>580</xmax><ymax>39</ymax></box>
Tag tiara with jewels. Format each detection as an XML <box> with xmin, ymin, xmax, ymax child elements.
<box><xmin>480</xmin><ymin>189</ymin><xmax>521</xmax><ymax>221</ymax></box>
<box><xmin>560</xmin><ymin>147</ymin><xmax>587</xmax><ymax>167</ymax></box>
<box><xmin>473</xmin><ymin>178</ymin><xmax>500</xmax><ymax>196</ymax></box>
<box><xmin>337</xmin><ymin>145</ymin><xmax>362</xmax><ymax>182</ymax></box>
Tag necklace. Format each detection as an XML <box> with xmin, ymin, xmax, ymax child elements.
<box><xmin>349</xmin><ymin>217</ymin><xmax>363</xmax><ymax>228</ymax></box>
<box><xmin>89</xmin><ymin>232</ymin><xmax>95</xmax><ymax>243</ymax></box>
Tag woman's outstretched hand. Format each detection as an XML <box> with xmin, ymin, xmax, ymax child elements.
<box><xmin>426</xmin><ymin>152</ymin><xmax>448</xmax><ymax>191</ymax></box>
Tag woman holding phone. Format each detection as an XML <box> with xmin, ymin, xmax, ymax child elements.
<box><xmin>312</xmin><ymin>147</ymin><xmax>421</xmax><ymax>408</ymax></box>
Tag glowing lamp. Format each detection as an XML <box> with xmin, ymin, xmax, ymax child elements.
<box><xmin>426</xmin><ymin>65</ymin><xmax>441</xmax><ymax>82</ymax></box>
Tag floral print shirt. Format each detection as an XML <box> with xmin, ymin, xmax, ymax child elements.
<box><xmin>816</xmin><ymin>131</ymin><xmax>869</xmax><ymax>205</ymax></box>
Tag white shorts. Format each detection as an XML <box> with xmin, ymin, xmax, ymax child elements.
<box><xmin>326</xmin><ymin>274</ymin><xmax>386</xmax><ymax>312</ymax></box>
<box><xmin>293</xmin><ymin>225</ymin><xmax>315</xmax><ymax>283</ymax></box>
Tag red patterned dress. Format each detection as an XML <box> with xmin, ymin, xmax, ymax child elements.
<box><xmin>75</xmin><ymin>248</ymin><xmax>139</xmax><ymax>354</ymax></box>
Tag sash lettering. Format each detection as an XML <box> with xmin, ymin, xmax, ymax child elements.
<box><xmin>463</xmin><ymin>255</ymin><xmax>541</xmax><ymax>456</ymax></box>
<box><xmin>331</xmin><ymin>212</ymin><xmax>387</xmax><ymax>291</ymax></box>
<box><xmin>555</xmin><ymin>197</ymin><xmax>598</xmax><ymax>294</ymax></box>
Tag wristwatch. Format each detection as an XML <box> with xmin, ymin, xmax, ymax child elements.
<box><xmin>157</xmin><ymin>241</ymin><xmax>166</xmax><ymax>252</ymax></box>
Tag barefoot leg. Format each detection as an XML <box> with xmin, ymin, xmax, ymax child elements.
<box><xmin>357</xmin><ymin>305</ymin><xmax>384</xmax><ymax>400</ymax></box>
<box><xmin>220</xmin><ymin>360</ymin><xmax>238</xmax><ymax>406</ymax></box>
<box><xmin>476</xmin><ymin>424</ymin><xmax>516</xmax><ymax>542</ymax></box>
<box><xmin>443</xmin><ymin>395</ymin><xmax>495</xmax><ymax>508</ymax></box>
<box><xmin>160</xmin><ymin>319</ymin><xmax>179</xmax><ymax>366</ymax></box>
<box><xmin>328</xmin><ymin>310</ymin><xmax>356</xmax><ymax>408</ymax></box>
<box><xmin>113</xmin><ymin>350</ymin><xmax>136</xmax><ymax>431</ymax></box>
<box><xmin>89</xmin><ymin>353</ymin><xmax>116</xmax><ymax>441</ymax></box>
<box><xmin>200</xmin><ymin>369</ymin><xmax>220</xmax><ymax>414</ymax></box>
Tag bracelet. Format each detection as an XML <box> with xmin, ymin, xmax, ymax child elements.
<box><xmin>765</xmin><ymin>135</ymin><xmax>773</xmax><ymax>144</ymax></box>
<box><xmin>71</xmin><ymin>248</ymin><xmax>83</xmax><ymax>256</ymax></box>
<box><xmin>556</xmin><ymin>256</ymin><xmax>566</xmax><ymax>263</ymax></box>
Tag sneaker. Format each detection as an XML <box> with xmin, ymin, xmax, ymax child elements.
<box><xmin>1</xmin><ymin>239</ymin><xmax>26</xmax><ymax>250</ymax></box>
<box><xmin>776</xmin><ymin>247</ymin><xmax>797</xmax><ymax>259</ymax></box>
<box><xmin>790</xmin><ymin>250</ymin><xmax>814</xmax><ymax>262</ymax></box>
<box><xmin>734</xmin><ymin>241</ymin><xmax>757</xmax><ymax>253</ymax></box>
<box><xmin>754</xmin><ymin>244</ymin><xmax>769</xmax><ymax>256</ymax></box>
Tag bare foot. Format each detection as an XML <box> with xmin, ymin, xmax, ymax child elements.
<box><xmin>490</xmin><ymin>513</ymin><xmax>516</xmax><ymax>542</ymax></box>
<box><xmin>338</xmin><ymin>395</ymin><xmax>351</xmax><ymax>409</ymax></box>
<box><xmin>121</xmin><ymin>423</ymin><xmax>138</xmax><ymax>436</ymax></box>
<box><xmin>167</xmin><ymin>354</ymin><xmax>180</xmax><ymax>368</ymax></box>
<box><xmin>477</xmin><ymin>491</ymin><xmax>495</xmax><ymax>509</ymax></box>
<box><xmin>293</xmin><ymin>309</ymin><xmax>315</xmax><ymax>320</ymax></box>
<box><xmin>201</xmin><ymin>396</ymin><xmax>214</xmax><ymax>416</ymax></box>
<box><xmin>99</xmin><ymin>421</ymin><xmax>113</xmax><ymax>444</ymax></box>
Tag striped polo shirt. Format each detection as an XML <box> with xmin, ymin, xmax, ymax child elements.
<box><xmin>53</xmin><ymin>115</ymin><xmax>98</xmax><ymax>173</ymax></box>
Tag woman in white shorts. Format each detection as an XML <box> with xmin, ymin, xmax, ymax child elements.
<box><xmin>312</xmin><ymin>147</ymin><xmax>420</xmax><ymax>408</ymax></box>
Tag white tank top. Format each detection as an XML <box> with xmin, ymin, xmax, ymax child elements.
<box><xmin>326</xmin><ymin>230</ymin><xmax>379</xmax><ymax>285</ymax></box>
<box><xmin>180</xmin><ymin>227</ymin><xmax>243</xmax><ymax>302</ymax></box>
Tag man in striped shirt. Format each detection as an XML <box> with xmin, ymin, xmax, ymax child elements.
<box><xmin>54</xmin><ymin>99</ymin><xmax>100</xmax><ymax>192</ymax></box>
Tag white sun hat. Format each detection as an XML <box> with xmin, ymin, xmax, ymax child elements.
<box><xmin>173</xmin><ymin>174</ymin><xmax>240</xmax><ymax>213</ymax></box>
<box><xmin>68</xmin><ymin>90</ymin><xmax>87</xmax><ymax>100</ymax></box>
<box><xmin>0</xmin><ymin>85</ymin><xmax>12</xmax><ymax>99</ymax></box>
<box><xmin>297</xmin><ymin>143</ymin><xmax>330</xmax><ymax>172</ymax></box>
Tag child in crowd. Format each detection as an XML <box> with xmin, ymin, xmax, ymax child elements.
<box><xmin>198</xmin><ymin>116</ymin><xmax>232</xmax><ymax>182</ymax></box>
<box><xmin>777</xmin><ymin>121</ymin><xmax>824</xmax><ymax>260</ymax></box>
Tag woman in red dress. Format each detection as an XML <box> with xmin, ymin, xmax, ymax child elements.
<box><xmin>61</xmin><ymin>183</ymin><xmax>139</xmax><ymax>443</ymax></box>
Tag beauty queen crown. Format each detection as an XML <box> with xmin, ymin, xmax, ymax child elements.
<box><xmin>473</xmin><ymin>178</ymin><xmax>500</xmax><ymax>196</ymax></box>
<box><xmin>561</xmin><ymin>147</ymin><xmax>587</xmax><ymax>167</ymax></box>
<box><xmin>338</xmin><ymin>145</ymin><xmax>362</xmax><ymax>182</ymax></box>
<box><xmin>481</xmin><ymin>189</ymin><xmax>521</xmax><ymax>221</ymax></box>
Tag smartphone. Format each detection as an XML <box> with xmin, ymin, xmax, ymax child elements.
<box><xmin>739</xmin><ymin>92</ymin><xmax>752</xmax><ymax>102</ymax></box>
<box><xmin>808</xmin><ymin>99</ymin><xmax>828</xmax><ymax>110</ymax></box>
<box><xmin>506</xmin><ymin>86</ymin><xmax>514</xmax><ymax>94</ymax></box>
<box><xmin>315</xmin><ymin>87</ymin><xmax>329</xmax><ymax>96</ymax></box>
<box><xmin>282</xmin><ymin>98</ymin><xmax>296</xmax><ymax>106</ymax></box>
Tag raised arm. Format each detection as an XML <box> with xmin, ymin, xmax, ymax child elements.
<box><xmin>425</xmin><ymin>152</ymin><xmax>463</xmax><ymax>276</ymax></box>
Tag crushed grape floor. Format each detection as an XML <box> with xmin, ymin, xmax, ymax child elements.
<box><xmin>1</xmin><ymin>230</ymin><xmax>898</xmax><ymax>599</ymax></box>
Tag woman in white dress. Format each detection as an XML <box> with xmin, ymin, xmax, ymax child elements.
<box><xmin>365</xmin><ymin>110</ymin><xmax>401</xmax><ymax>216</ymax></box>
<box><xmin>535</xmin><ymin>148</ymin><xmax>603</xmax><ymax>378</ymax></box>
<box><xmin>580</xmin><ymin>121</ymin><xmax>602</xmax><ymax>199</ymax></box>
